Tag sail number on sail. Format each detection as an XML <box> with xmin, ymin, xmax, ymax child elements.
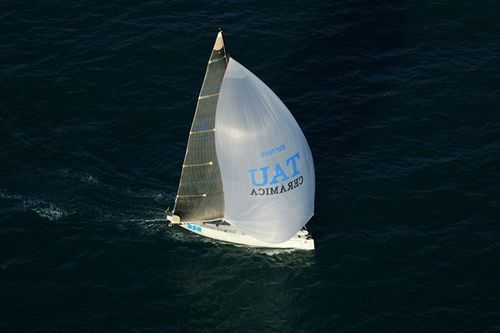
<box><xmin>261</xmin><ymin>144</ymin><xmax>286</xmax><ymax>158</ymax></box>
<box><xmin>248</xmin><ymin>152</ymin><xmax>304</xmax><ymax>196</ymax></box>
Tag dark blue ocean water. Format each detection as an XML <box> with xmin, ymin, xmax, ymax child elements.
<box><xmin>1</xmin><ymin>1</ymin><xmax>499</xmax><ymax>332</ymax></box>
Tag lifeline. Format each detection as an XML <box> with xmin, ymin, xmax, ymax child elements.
<box><xmin>250</xmin><ymin>176</ymin><xmax>304</xmax><ymax>196</ymax></box>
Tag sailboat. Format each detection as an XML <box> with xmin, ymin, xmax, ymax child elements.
<box><xmin>167</xmin><ymin>30</ymin><xmax>315</xmax><ymax>250</ymax></box>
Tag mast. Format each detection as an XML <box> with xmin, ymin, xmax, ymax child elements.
<box><xmin>173</xmin><ymin>31</ymin><xmax>228</xmax><ymax>222</ymax></box>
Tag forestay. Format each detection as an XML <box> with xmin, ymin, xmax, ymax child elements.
<box><xmin>215</xmin><ymin>58</ymin><xmax>315</xmax><ymax>243</ymax></box>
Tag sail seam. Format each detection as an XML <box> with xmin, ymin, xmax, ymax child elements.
<box><xmin>183</xmin><ymin>161</ymin><xmax>213</xmax><ymax>167</ymax></box>
<box><xmin>177</xmin><ymin>194</ymin><xmax>207</xmax><ymax>197</ymax></box>
<box><xmin>199</xmin><ymin>92</ymin><xmax>219</xmax><ymax>100</ymax></box>
<box><xmin>190</xmin><ymin>128</ymin><xmax>215</xmax><ymax>134</ymax></box>
<box><xmin>209</xmin><ymin>57</ymin><xmax>226</xmax><ymax>64</ymax></box>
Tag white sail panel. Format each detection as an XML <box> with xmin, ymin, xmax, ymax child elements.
<box><xmin>215</xmin><ymin>58</ymin><xmax>315</xmax><ymax>243</ymax></box>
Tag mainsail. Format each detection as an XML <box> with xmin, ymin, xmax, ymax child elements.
<box><xmin>173</xmin><ymin>32</ymin><xmax>227</xmax><ymax>222</ymax></box>
<box><xmin>215</xmin><ymin>59</ymin><xmax>315</xmax><ymax>243</ymax></box>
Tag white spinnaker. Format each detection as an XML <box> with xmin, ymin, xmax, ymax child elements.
<box><xmin>215</xmin><ymin>58</ymin><xmax>315</xmax><ymax>243</ymax></box>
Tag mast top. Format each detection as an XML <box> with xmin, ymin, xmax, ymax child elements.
<box><xmin>213</xmin><ymin>29</ymin><xmax>225</xmax><ymax>51</ymax></box>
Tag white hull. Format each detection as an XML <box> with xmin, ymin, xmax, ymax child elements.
<box><xmin>175</xmin><ymin>221</ymin><xmax>314</xmax><ymax>251</ymax></box>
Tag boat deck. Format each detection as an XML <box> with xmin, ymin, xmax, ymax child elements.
<box><xmin>178</xmin><ymin>220</ymin><xmax>314</xmax><ymax>250</ymax></box>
